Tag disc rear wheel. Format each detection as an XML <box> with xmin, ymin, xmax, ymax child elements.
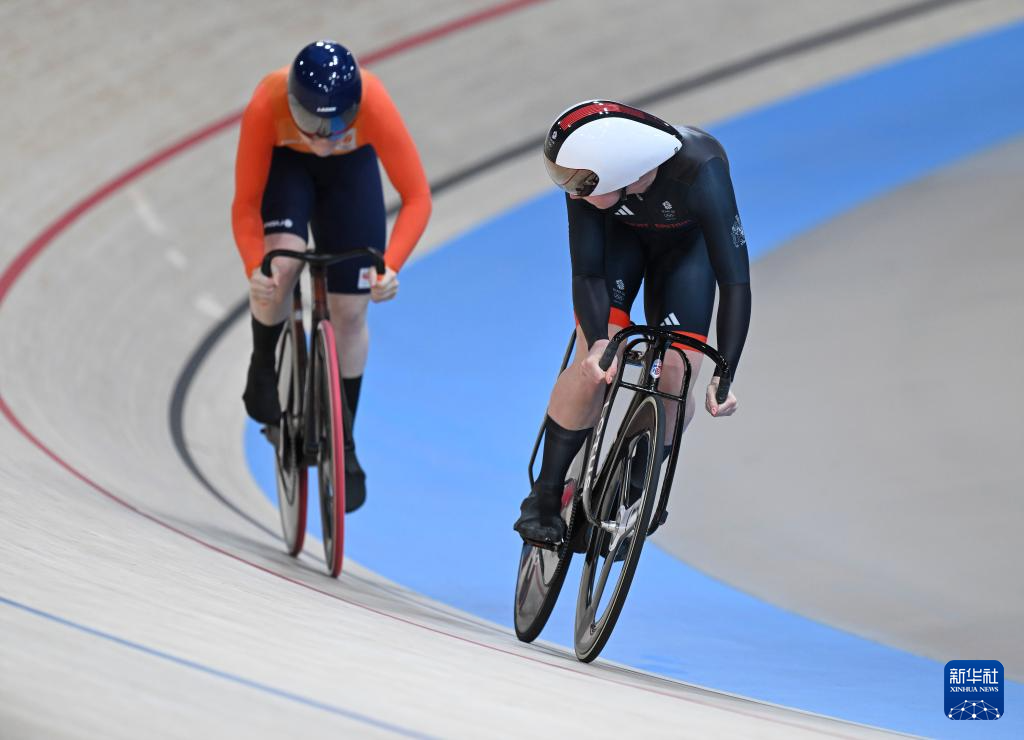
<box><xmin>513</xmin><ymin>468</ymin><xmax>584</xmax><ymax>643</ymax></box>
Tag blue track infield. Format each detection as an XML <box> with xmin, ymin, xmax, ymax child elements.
<box><xmin>247</xmin><ymin>22</ymin><xmax>1024</xmax><ymax>737</ymax></box>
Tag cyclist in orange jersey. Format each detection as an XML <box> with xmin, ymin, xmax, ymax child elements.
<box><xmin>232</xmin><ymin>40</ymin><xmax>431</xmax><ymax>511</ymax></box>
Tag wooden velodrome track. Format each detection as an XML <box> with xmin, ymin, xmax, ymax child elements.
<box><xmin>2</xmin><ymin>1</ymin><xmax>1021</xmax><ymax>737</ymax></box>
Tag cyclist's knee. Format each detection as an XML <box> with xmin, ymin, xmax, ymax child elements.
<box><xmin>265</xmin><ymin>231</ymin><xmax>305</xmax><ymax>250</ymax></box>
<box><xmin>661</xmin><ymin>350</ymin><xmax>702</xmax><ymax>389</ymax></box>
<box><xmin>278</xmin><ymin>263</ymin><xmax>304</xmax><ymax>290</ymax></box>
<box><xmin>263</xmin><ymin>233</ymin><xmax>305</xmax><ymax>286</ymax></box>
<box><xmin>328</xmin><ymin>293</ymin><xmax>370</xmax><ymax>330</ymax></box>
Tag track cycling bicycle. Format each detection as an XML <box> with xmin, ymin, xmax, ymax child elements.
<box><xmin>261</xmin><ymin>248</ymin><xmax>384</xmax><ymax>577</ymax></box>
<box><xmin>513</xmin><ymin>324</ymin><xmax>731</xmax><ymax>661</ymax></box>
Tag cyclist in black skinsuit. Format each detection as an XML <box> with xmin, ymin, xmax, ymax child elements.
<box><xmin>514</xmin><ymin>100</ymin><xmax>752</xmax><ymax>545</ymax></box>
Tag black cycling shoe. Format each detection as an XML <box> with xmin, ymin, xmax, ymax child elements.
<box><xmin>513</xmin><ymin>485</ymin><xmax>565</xmax><ymax>545</ymax></box>
<box><xmin>243</xmin><ymin>356</ymin><xmax>281</xmax><ymax>425</ymax></box>
<box><xmin>343</xmin><ymin>446</ymin><xmax>367</xmax><ymax>513</ymax></box>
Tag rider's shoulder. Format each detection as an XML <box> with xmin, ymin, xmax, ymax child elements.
<box><xmin>663</xmin><ymin>126</ymin><xmax>729</xmax><ymax>183</ymax></box>
<box><xmin>243</xmin><ymin>67</ymin><xmax>287</xmax><ymax>115</ymax></box>
<box><xmin>255</xmin><ymin>66</ymin><xmax>288</xmax><ymax>96</ymax></box>
<box><xmin>348</xmin><ymin>69</ymin><xmax>396</xmax><ymax>129</ymax></box>
<box><xmin>357</xmin><ymin>68</ymin><xmax>386</xmax><ymax>107</ymax></box>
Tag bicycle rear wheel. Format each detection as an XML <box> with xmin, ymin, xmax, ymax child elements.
<box><xmin>274</xmin><ymin>317</ymin><xmax>308</xmax><ymax>557</ymax></box>
<box><xmin>513</xmin><ymin>471</ymin><xmax>584</xmax><ymax>643</ymax></box>
<box><xmin>314</xmin><ymin>321</ymin><xmax>345</xmax><ymax>577</ymax></box>
<box><xmin>574</xmin><ymin>394</ymin><xmax>663</xmax><ymax>662</ymax></box>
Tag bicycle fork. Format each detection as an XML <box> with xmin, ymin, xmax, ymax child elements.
<box><xmin>580</xmin><ymin>334</ymin><xmax>690</xmax><ymax>535</ymax></box>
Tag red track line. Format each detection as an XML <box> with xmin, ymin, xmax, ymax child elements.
<box><xmin>0</xmin><ymin>2</ymin><xmax>860</xmax><ymax>736</ymax></box>
<box><xmin>360</xmin><ymin>0</ymin><xmax>547</xmax><ymax>64</ymax></box>
<box><xmin>0</xmin><ymin>111</ymin><xmax>240</xmax><ymax>310</ymax></box>
<box><xmin>0</xmin><ymin>398</ymin><xmax>860</xmax><ymax>738</ymax></box>
<box><xmin>0</xmin><ymin>0</ymin><xmax>547</xmax><ymax>311</ymax></box>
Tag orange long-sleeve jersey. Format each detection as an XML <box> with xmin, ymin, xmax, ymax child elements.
<box><xmin>231</xmin><ymin>66</ymin><xmax>431</xmax><ymax>277</ymax></box>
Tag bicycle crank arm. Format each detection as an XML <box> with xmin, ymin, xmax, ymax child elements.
<box><xmin>522</xmin><ymin>537</ymin><xmax>564</xmax><ymax>552</ymax></box>
<box><xmin>603</xmin><ymin>501</ymin><xmax>641</xmax><ymax>554</ymax></box>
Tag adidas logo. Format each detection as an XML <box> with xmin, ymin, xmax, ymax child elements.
<box><xmin>660</xmin><ymin>312</ymin><xmax>680</xmax><ymax>327</ymax></box>
<box><xmin>614</xmin><ymin>204</ymin><xmax>634</xmax><ymax>216</ymax></box>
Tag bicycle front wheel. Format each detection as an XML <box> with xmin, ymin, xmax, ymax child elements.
<box><xmin>274</xmin><ymin>316</ymin><xmax>308</xmax><ymax>557</ymax></box>
<box><xmin>574</xmin><ymin>394</ymin><xmax>664</xmax><ymax>662</ymax></box>
<box><xmin>314</xmin><ymin>321</ymin><xmax>345</xmax><ymax>577</ymax></box>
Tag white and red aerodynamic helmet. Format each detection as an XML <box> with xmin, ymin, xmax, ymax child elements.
<box><xmin>543</xmin><ymin>100</ymin><xmax>682</xmax><ymax>197</ymax></box>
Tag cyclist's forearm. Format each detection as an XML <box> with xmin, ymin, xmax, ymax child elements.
<box><xmin>572</xmin><ymin>275</ymin><xmax>609</xmax><ymax>349</ymax></box>
<box><xmin>715</xmin><ymin>281</ymin><xmax>751</xmax><ymax>379</ymax></box>
<box><xmin>232</xmin><ymin>206</ymin><xmax>266</xmax><ymax>276</ymax></box>
<box><xmin>383</xmin><ymin>190</ymin><xmax>431</xmax><ymax>271</ymax></box>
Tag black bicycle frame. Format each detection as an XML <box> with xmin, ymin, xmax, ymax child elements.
<box><xmin>578</xmin><ymin>326</ymin><xmax>732</xmax><ymax>534</ymax></box>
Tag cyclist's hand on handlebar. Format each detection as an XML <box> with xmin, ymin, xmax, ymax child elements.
<box><xmin>706</xmin><ymin>377</ymin><xmax>738</xmax><ymax>417</ymax></box>
<box><xmin>370</xmin><ymin>266</ymin><xmax>399</xmax><ymax>303</ymax></box>
<box><xmin>250</xmin><ymin>265</ymin><xmax>279</xmax><ymax>306</ymax></box>
<box><xmin>582</xmin><ymin>340</ymin><xmax>617</xmax><ymax>385</ymax></box>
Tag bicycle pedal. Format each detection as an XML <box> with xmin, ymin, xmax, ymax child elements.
<box><xmin>523</xmin><ymin>537</ymin><xmax>562</xmax><ymax>552</ymax></box>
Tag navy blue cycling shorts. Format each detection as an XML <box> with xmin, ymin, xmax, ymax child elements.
<box><xmin>604</xmin><ymin>222</ymin><xmax>716</xmax><ymax>343</ymax></box>
<box><xmin>261</xmin><ymin>145</ymin><xmax>385</xmax><ymax>294</ymax></box>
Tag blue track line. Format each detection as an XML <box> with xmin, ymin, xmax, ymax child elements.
<box><xmin>0</xmin><ymin>595</ymin><xmax>434</xmax><ymax>739</ymax></box>
<box><xmin>247</xmin><ymin>21</ymin><xmax>1024</xmax><ymax>738</ymax></box>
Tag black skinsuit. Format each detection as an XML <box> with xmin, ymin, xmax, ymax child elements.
<box><xmin>566</xmin><ymin>126</ymin><xmax>751</xmax><ymax>379</ymax></box>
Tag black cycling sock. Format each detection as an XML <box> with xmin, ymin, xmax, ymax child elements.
<box><xmin>342</xmin><ymin>375</ymin><xmax>363</xmax><ymax>420</ymax></box>
<box><xmin>536</xmin><ymin>416</ymin><xmax>591</xmax><ymax>496</ymax></box>
<box><xmin>251</xmin><ymin>315</ymin><xmax>285</xmax><ymax>368</ymax></box>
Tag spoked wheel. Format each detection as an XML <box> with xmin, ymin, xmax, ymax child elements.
<box><xmin>513</xmin><ymin>469</ymin><xmax>586</xmax><ymax>643</ymax></box>
<box><xmin>314</xmin><ymin>322</ymin><xmax>345</xmax><ymax>577</ymax></box>
<box><xmin>274</xmin><ymin>317</ymin><xmax>308</xmax><ymax>557</ymax></box>
<box><xmin>574</xmin><ymin>394</ymin><xmax>664</xmax><ymax>662</ymax></box>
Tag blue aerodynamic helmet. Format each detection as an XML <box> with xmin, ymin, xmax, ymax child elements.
<box><xmin>287</xmin><ymin>40</ymin><xmax>362</xmax><ymax>139</ymax></box>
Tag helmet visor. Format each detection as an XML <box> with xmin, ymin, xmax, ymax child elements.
<box><xmin>543</xmin><ymin>157</ymin><xmax>600</xmax><ymax>197</ymax></box>
<box><xmin>288</xmin><ymin>93</ymin><xmax>359</xmax><ymax>140</ymax></box>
